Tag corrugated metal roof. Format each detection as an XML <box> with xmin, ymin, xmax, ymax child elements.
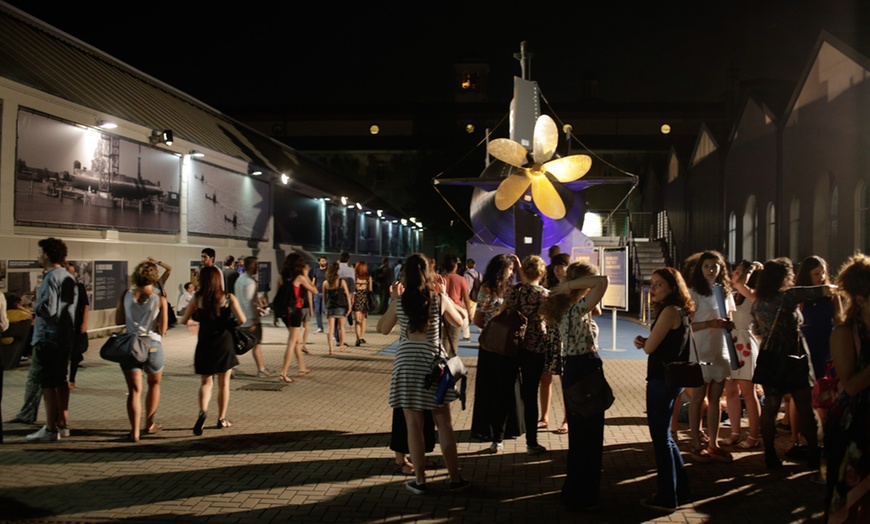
<box><xmin>0</xmin><ymin>3</ymin><xmax>395</xmax><ymax>213</ymax></box>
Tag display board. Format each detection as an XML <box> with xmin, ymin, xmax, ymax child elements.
<box><xmin>188</xmin><ymin>160</ymin><xmax>270</xmax><ymax>240</ymax></box>
<box><xmin>602</xmin><ymin>247</ymin><xmax>629</xmax><ymax>311</ymax></box>
<box><xmin>15</xmin><ymin>109</ymin><xmax>181</xmax><ymax>233</ymax></box>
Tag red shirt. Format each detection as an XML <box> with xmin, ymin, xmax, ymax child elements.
<box><xmin>443</xmin><ymin>273</ymin><xmax>468</xmax><ymax>308</ymax></box>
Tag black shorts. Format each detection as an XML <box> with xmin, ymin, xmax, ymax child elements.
<box><xmin>35</xmin><ymin>340</ymin><xmax>71</xmax><ymax>388</ymax></box>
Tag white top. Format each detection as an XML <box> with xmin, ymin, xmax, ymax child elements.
<box><xmin>234</xmin><ymin>272</ymin><xmax>258</xmax><ymax>328</ymax></box>
<box><xmin>690</xmin><ymin>289</ymin><xmax>735</xmax><ymax>382</ymax></box>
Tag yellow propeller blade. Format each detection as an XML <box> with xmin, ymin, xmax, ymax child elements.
<box><xmin>532</xmin><ymin>114</ymin><xmax>558</xmax><ymax>164</ymax></box>
<box><xmin>487</xmin><ymin>139</ymin><xmax>529</xmax><ymax>168</ymax></box>
<box><xmin>494</xmin><ymin>172</ymin><xmax>532</xmax><ymax>211</ymax></box>
<box><xmin>531</xmin><ymin>175</ymin><xmax>566</xmax><ymax>219</ymax></box>
<box><xmin>544</xmin><ymin>154</ymin><xmax>592</xmax><ymax>182</ymax></box>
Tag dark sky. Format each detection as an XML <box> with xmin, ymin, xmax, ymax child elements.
<box><xmin>6</xmin><ymin>1</ymin><xmax>866</xmax><ymax>112</ymax></box>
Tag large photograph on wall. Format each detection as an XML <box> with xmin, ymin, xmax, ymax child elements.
<box><xmin>326</xmin><ymin>204</ymin><xmax>356</xmax><ymax>252</ymax></box>
<box><xmin>274</xmin><ymin>190</ymin><xmax>322</xmax><ymax>248</ymax></box>
<box><xmin>15</xmin><ymin>109</ymin><xmax>181</xmax><ymax>233</ymax></box>
<box><xmin>359</xmin><ymin>214</ymin><xmax>379</xmax><ymax>254</ymax></box>
<box><xmin>188</xmin><ymin>160</ymin><xmax>270</xmax><ymax>240</ymax></box>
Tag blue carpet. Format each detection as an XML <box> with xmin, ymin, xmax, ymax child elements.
<box><xmin>380</xmin><ymin>314</ymin><xmax>651</xmax><ymax>360</ymax></box>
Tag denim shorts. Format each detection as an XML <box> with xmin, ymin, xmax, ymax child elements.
<box><xmin>121</xmin><ymin>338</ymin><xmax>164</xmax><ymax>375</ymax></box>
<box><xmin>327</xmin><ymin>308</ymin><xmax>347</xmax><ymax>319</ymax></box>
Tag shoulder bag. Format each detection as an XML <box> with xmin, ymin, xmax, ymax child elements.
<box><xmin>226</xmin><ymin>294</ymin><xmax>257</xmax><ymax>355</ymax></box>
<box><xmin>664</xmin><ymin>310</ymin><xmax>706</xmax><ymax>388</ymax></box>
<box><xmin>100</xmin><ymin>332</ymin><xmax>150</xmax><ymax>364</ymax></box>
<box><xmin>479</xmin><ymin>307</ymin><xmax>527</xmax><ymax>357</ymax></box>
<box><xmin>563</xmin><ymin>363</ymin><xmax>615</xmax><ymax>418</ymax></box>
<box><xmin>752</xmin><ymin>301</ymin><xmax>810</xmax><ymax>390</ymax></box>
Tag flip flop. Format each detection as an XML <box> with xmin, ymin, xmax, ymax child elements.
<box><xmin>193</xmin><ymin>411</ymin><xmax>207</xmax><ymax>436</ymax></box>
<box><xmin>299</xmin><ymin>369</ymin><xmax>312</xmax><ymax>376</ymax></box>
<box><xmin>279</xmin><ymin>374</ymin><xmax>295</xmax><ymax>383</ymax></box>
<box><xmin>145</xmin><ymin>423</ymin><xmax>163</xmax><ymax>434</ymax></box>
<box><xmin>537</xmin><ymin>420</ymin><xmax>549</xmax><ymax>430</ymax></box>
<box><xmin>555</xmin><ymin>423</ymin><xmax>568</xmax><ymax>435</ymax></box>
<box><xmin>216</xmin><ymin>419</ymin><xmax>233</xmax><ymax>429</ymax></box>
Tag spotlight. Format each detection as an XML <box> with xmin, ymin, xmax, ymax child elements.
<box><xmin>249</xmin><ymin>169</ymin><xmax>263</xmax><ymax>176</ymax></box>
<box><xmin>96</xmin><ymin>119</ymin><xmax>117</xmax><ymax>129</ymax></box>
<box><xmin>340</xmin><ymin>196</ymin><xmax>348</xmax><ymax>206</ymax></box>
<box><xmin>356</xmin><ymin>203</ymin><xmax>362</xmax><ymax>210</ymax></box>
<box><xmin>377</xmin><ymin>210</ymin><xmax>383</xmax><ymax>218</ymax></box>
<box><xmin>280</xmin><ymin>173</ymin><xmax>289</xmax><ymax>185</ymax></box>
<box><xmin>149</xmin><ymin>129</ymin><xmax>173</xmax><ymax>146</ymax></box>
<box><xmin>189</xmin><ymin>150</ymin><xmax>205</xmax><ymax>158</ymax></box>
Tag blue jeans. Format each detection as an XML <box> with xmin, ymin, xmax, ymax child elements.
<box><xmin>313</xmin><ymin>293</ymin><xmax>324</xmax><ymax>331</ymax></box>
<box><xmin>646</xmin><ymin>379</ymin><xmax>690</xmax><ymax>507</ymax></box>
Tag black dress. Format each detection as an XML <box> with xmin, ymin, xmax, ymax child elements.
<box><xmin>193</xmin><ymin>305</ymin><xmax>239</xmax><ymax>375</ymax></box>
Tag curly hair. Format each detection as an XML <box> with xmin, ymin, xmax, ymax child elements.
<box><xmin>38</xmin><ymin>237</ymin><xmax>67</xmax><ymax>265</ymax></box>
<box><xmin>481</xmin><ymin>254</ymin><xmax>513</xmax><ymax>298</ymax></box>
<box><xmin>522</xmin><ymin>255</ymin><xmax>546</xmax><ymax>282</ymax></box>
<box><xmin>132</xmin><ymin>261</ymin><xmax>159</xmax><ymax>288</ymax></box>
<box><xmin>689</xmin><ymin>250</ymin><xmax>731</xmax><ymax>296</ymax></box>
<box><xmin>835</xmin><ymin>253</ymin><xmax>870</xmax><ymax>324</ymax></box>
<box><xmin>755</xmin><ymin>257</ymin><xmax>794</xmax><ymax>302</ymax></box>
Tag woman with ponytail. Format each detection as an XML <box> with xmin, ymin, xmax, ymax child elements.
<box><xmin>378</xmin><ymin>253</ymin><xmax>470</xmax><ymax>495</ymax></box>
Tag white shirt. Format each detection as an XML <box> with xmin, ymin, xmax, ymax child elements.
<box><xmin>177</xmin><ymin>290</ymin><xmax>194</xmax><ymax>312</ymax></box>
<box><xmin>234</xmin><ymin>272</ymin><xmax>258</xmax><ymax>328</ymax></box>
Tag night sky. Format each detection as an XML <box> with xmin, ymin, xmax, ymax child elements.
<box><xmin>5</xmin><ymin>1</ymin><xmax>866</xmax><ymax>112</ymax></box>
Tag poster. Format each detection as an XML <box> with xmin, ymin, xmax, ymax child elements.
<box><xmin>15</xmin><ymin>109</ymin><xmax>181</xmax><ymax>233</ymax></box>
<box><xmin>602</xmin><ymin>247</ymin><xmax>628</xmax><ymax>311</ymax></box>
<box><xmin>93</xmin><ymin>261</ymin><xmax>128</xmax><ymax>310</ymax></box>
<box><xmin>188</xmin><ymin>160</ymin><xmax>270</xmax><ymax>240</ymax></box>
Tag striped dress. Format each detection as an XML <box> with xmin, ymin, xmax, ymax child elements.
<box><xmin>389</xmin><ymin>294</ymin><xmax>458</xmax><ymax>410</ymax></box>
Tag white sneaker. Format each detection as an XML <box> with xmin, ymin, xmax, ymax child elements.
<box><xmin>316</xmin><ymin>328</ymin><xmax>323</xmax><ymax>334</ymax></box>
<box><xmin>58</xmin><ymin>425</ymin><xmax>70</xmax><ymax>438</ymax></box>
<box><xmin>489</xmin><ymin>442</ymin><xmax>504</xmax><ymax>453</ymax></box>
<box><xmin>26</xmin><ymin>426</ymin><xmax>60</xmax><ymax>442</ymax></box>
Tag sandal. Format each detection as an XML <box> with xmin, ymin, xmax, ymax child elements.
<box><xmin>278</xmin><ymin>374</ymin><xmax>295</xmax><ymax>383</ymax></box>
<box><xmin>145</xmin><ymin>423</ymin><xmax>163</xmax><ymax>434</ymax></box>
<box><xmin>698</xmin><ymin>430</ymin><xmax>710</xmax><ymax>447</ymax></box>
<box><xmin>737</xmin><ymin>436</ymin><xmax>760</xmax><ymax>449</ymax></box>
<box><xmin>537</xmin><ymin>420</ymin><xmax>549</xmax><ymax>430</ymax></box>
<box><xmin>705</xmin><ymin>446</ymin><xmax>734</xmax><ymax>463</ymax></box>
<box><xmin>301</xmin><ymin>346</ymin><xmax>310</xmax><ymax>354</ymax></box>
<box><xmin>216</xmin><ymin>419</ymin><xmax>233</xmax><ymax>429</ymax></box>
<box><xmin>393</xmin><ymin>462</ymin><xmax>415</xmax><ymax>475</ymax></box>
<box><xmin>127</xmin><ymin>432</ymin><xmax>139</xmax><ymax>443</ymax></box>
<box><xmin>555</xmin><ymin>423</ymin><xmax>568</xmax><ymax>435</ymax></box>
<box><xmin>299</xmin><ymin>369</ymin><xmax>312</xmax><ymax>377</ymax></box>
<box><xmin>718</xmin><ymin>433</ymin><xmax>742</xmax><ymax>447</ymax></box>
<box><xmin>193</xmin><ymin>411</ymin><xmax>207</xmax><ymax>436</ymax></box>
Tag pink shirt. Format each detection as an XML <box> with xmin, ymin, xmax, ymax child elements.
<box><xmin>443</xmin><ymin>273</ymin><xmax>468</xmax><ymax>308</ymax></box>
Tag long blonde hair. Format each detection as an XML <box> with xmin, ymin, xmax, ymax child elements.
<box><xmin>540</xmin><ymin>262</ymin><xmax>597</xmax><ymax>324</ymax></box>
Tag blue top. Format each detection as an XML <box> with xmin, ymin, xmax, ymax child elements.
<box><xmin>32</xmin><ymin>266</ymin><xmax>78</xmax><ymax>345</ymax></box>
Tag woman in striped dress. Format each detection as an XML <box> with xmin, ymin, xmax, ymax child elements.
<box><xmin>377</xmin><ymin>253</ymin><xmax>470</xmax><ymax>495</ymax></box>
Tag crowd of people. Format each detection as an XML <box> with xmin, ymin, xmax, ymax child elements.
<box><xmin>2</xmin><ymin>238</ymin><xmax>868</xmax><ymax>520</ymax></box>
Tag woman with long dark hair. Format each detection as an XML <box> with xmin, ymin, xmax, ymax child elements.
<box><xmin>323</xmin><ymin>261</ymin><xmax>352</xmax><ymax>355</ymax></box>
<box><xmin>180</xmin><ymin>266</ymin><xmax>246</xmax><ymax>434</ymax></box>
<box><xmin>377</xmin><ymin>253</ymin><xmax>469</xmax><ymax>494</ymax></box>
<box><xmin>277</xmin><ymin>253</ymin><xmax>318</xmax><ymax>381</ymax></box>
<box><xmin>469</xmin><ymin>253</ymin><xmax>526</xmax><ymax>453</ymax></box>
<box><xmin>752</xmin><ymin>257</ymin><xmax>835</xmax><ymax>469</ymax></box>
<box><xmin>633</xmin><ymin>267</ymin><xmax>693</xmax><ymax>512</ymax></box>
<box><xmin>687</xmin><ymin>250</ymin><xmax>735</xmax><ymax>463</ymax></box>
<box><xmin>541</xmin><ymin>262</ymin><xmax>608</xmax><ymax>511</ymax></box>
<box><xmin>352</xmin><ymin>261</ymin><xmax>373</xmax><ymax>346</ymax></box>
<box><xmin>115</xmin><ymin>261</ymin><xmax>168</xmax><ymax>442</ymax></box>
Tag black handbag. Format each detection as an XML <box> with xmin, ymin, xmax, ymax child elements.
<box><xmin>564</xmin><ymin>365</ymin><xmax>615</xmax><ymax>418</ymax></box>
<box><xmin>752</xmin><ymin>302</ymin><xmax>810</xmax><ymax>390</ymax></box>
<box><xmin>479</xmin><ymin>308</ymin><xmax>527</xmax><ymax>357</ymax></box>
<box><xmin>665</xmin><ymin>321</ymin><xmax>705</xmax><ymax>388</ymax></box>
<box><xmin>230</xmin><ymin>326</ymin><xmax>257</xmax><ymax>355</ymax></box>
<box><xmin>100</xmin><ymin>332</ymin><xmax>150</xmax><ymax>364</ymax></box>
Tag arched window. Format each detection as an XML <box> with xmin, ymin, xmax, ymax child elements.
<box><xmin>767</xmin><ymin>203</ymin><xmax>776</xmax><ymax>260</ymax></box>
<box><xmin>743</xmin><ymin>195</ymin><xmax>756</xmax><ymax>261</ymax></box>
<box><xmin>728</xmin><ymin>213</ymin><xmax>737</xmax><ymax>264</ymax></box>
<box><xmin>789</xmin><ymin>198</ymin><xmax>800</xmax><ymax>262</ymax></box>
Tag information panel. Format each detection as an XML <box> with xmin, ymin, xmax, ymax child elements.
<box><xmin>602</xmin><ymin>247</ymin><xmax>628</xmax><ymax>311</ymax></box>
<box><xmin>93</xmin><ymin>261</ymin><xmax>128</xmax><ymax>310</ymax></box>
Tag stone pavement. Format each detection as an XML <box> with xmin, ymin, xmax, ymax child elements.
<box><xmin>0</xmin><ymin>315</ymin><xmax>826</xmax><ymax>523</ymax></box>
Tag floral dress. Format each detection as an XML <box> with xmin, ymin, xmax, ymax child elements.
<box><xmin>504</xmin><ymin>283</ymin><xmax>550</xmax><ymax>353</ymax></box>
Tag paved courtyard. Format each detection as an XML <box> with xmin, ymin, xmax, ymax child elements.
<box><xmin>0</xmin><ymin>315</ymin><xmax>826</xmax><ymax>523</ymax></box>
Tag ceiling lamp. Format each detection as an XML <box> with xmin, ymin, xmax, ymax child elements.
<box><xmin>96</xmin><ymin>119</ymin><xmax>117</xmax><ymax>129</ymax></box>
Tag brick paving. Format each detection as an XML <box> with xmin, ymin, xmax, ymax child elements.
<box><xmin>0</xmin><ymin>315</ymin><xmax>826</xmax><ymax>523</ymax></box>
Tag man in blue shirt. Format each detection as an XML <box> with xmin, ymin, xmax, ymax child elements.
<box><xmin>27</xmin><ymin>237</ymin><xmax>78</xmax><ymax>442</ymax></box>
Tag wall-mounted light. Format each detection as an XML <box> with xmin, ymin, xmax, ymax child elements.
<box><xmin>189</xmin><ymin>150</ymin><xmax>205</xmax><ymax>158</ymax></box>
<box><xmin>401</xmin><ymin>219</ymin><xmax>408</xmax><ymax>226</ymax></box>
<box><xmin>340</xmin><ymin>196</ymin><xmax>348</xmax><ymax>206</ymax></box>
<box><xmin>365</xmin><ymin>211</ymin><xmax>372</xmax><ymax>215</ymax></box>
<box><xmin>249</xmin><ymin>169</ymin><xmax>263</xmax><ymax>176</ymax></box>
<box><xmin>323</xmin><ymin>197</ymin><xmax>331</xmax><ymax>201</ymax></box>
<box><xmin>96</xmin><ymin>119</ymin><xmax>117</xmax><ymax>129</ymax></box>
<box><xmin>377</xmin><ymin>210</ymin><xmax>383</xmax><ymax>218</ymax></box>
<box><xmin>148</xmin><ymin>129</ymin><xmax>173</xmax><ymax>146</ymax></box>
<box><xmin>356</xmin><ymin>203</ymin><xmax>362</xmax><ymax>210</ymax></box>
<box><xmin>280</xmin><ymin>173</ymin><xmax>289</xmax><ymax>185</ymax></box>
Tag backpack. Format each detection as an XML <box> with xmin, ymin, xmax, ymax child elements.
<box><xmin>469</xmin><ymin>271</ymin><xmax>483</xmax><ymax>302</ymax></box>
